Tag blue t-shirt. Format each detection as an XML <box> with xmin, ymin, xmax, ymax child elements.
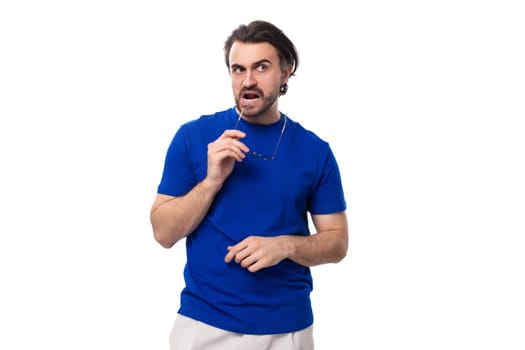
<box><xmin>157</xmin><ymin>107</ymin><xmax>346</xmax><ymax>334</ymax></box>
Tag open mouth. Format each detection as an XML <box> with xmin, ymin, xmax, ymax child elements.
<box><xmin>241</xmin><ymin>90</ymin><xmax>261</xmax><ymax>102</ymax></box>
<box><xmin>243</xmin><ymin>92</ymin><xmax>259</xmax><ymax>100</ymax></box>
<box><xmin>240</xmin><ymin>91</ymin><xmax>261</xmax><ymax>110</ymax></box>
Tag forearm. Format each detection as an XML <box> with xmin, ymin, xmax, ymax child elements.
<box><xmin>224</xmin><ymin>212</ymin><xmax>348</xmax><ymax>272</ymax></box>
<box><xmin>150</xmin><ymin>179</ymin><xmax>220</xmax><ymax>248</ymax></box>
<box><xmin>283</xmin><ymin>229</ymin><xmax>348</xmax><ymax>267</ymax></box>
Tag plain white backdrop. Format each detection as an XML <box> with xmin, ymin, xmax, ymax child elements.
<box><xmin>1</xmin><ymin>1</ymin><xmax>524</xmax><ymax>349</ymax></box>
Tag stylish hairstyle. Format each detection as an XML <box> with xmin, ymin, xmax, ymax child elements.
<box><xmin>224</xmin><ymin>20</ymin><xmax>299</xmax><ymax>96</ymax></box>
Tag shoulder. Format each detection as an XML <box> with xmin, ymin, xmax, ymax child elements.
<box><xmin>181</xmin><ymin>107</ymin><xmax>234</xmax><ymax>130</ymax></box>
<box><xmin>175</xmin><ymin>108</ymin><xmax>235</xmax><ymax>142</ymax></box>
<box><xmin>287</xmin><ymin>117</ymin><xmax>330</xmax><ymax>149</ymax></box>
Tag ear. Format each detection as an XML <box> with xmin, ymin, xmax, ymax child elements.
<box><xmin>281</xmin><ymin>64</ymin><xmax>293</xmax><ymax>84</ymax></box>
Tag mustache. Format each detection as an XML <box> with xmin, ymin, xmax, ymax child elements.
<box><xmin>239</xmin><ymin>88</ymin><xmax>264</xmax><ymax>97</ymax></box>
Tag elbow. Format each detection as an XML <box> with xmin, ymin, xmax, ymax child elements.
<box><xmin>154</xmin><ymin>233</ymin><xmax>176</xmax><ymax>249</ymax></box>
<box><xmin>334</xmin><ymin>245</ymin><xmax>347</xmax><ymax>263</ymax></box>
<box><xmin>150</xmin><ymin>211</ymin><xmax>177</xmax><ymax>249</ymax></box>
<box><xmin>333</xmin><ymin>236</ymin><xmax>348</xmax><ymax>263</ymax></box>
<box><xmin>151</xmin><ymin>225</ymin><xmax>177</xmax><ymax>249</ymax></box>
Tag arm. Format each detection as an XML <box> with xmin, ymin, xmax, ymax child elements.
<box><xmin>150</xmin><ymin>129</ymin><xmax>249</xmax><ymax>248</ymax></box>
<box><xmin>224</xmin><ymin>211</ymin><xmax>348</xmax><ymax>272</ymax></box>
<box><xmin>150</xmin><ymin>181</ymin><xmax>219</xmax><ymax>248</ymax></box>
<box><xmin>288</xmin><ymin>211</ymin><xmax>348</xmax><ymax>266</ymax></box>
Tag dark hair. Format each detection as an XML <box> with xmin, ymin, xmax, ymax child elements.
<box><xmin>224</xmin><ymin>20</ymin><xmax>299</xmax><ymax>96</ymax></box>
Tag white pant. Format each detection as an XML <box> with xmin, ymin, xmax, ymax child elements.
<box><xmin>169</xmin><ymin>314</ymin><xmax>314</xmax><ymax>350</ymax></box>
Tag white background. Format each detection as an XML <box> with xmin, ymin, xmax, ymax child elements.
<box><xmin>1</xmin><ymin>1</ymin><xmax>524</xmax><ymax>349</ymax></box>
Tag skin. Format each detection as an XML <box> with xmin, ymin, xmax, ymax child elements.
<box><xmin>150</xmin><ymin>41</ymin><xmax>348</xmax><ymax>272</ymax></box>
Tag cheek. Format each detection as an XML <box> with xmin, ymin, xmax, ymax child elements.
<box><xmin>231</xmin><ymin>76</ymin><xmax>243</xmax><ymax>90</ymax></box>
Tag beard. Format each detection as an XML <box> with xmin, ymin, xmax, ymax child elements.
<box><xmin>236</xmin><ymin>82</ymin><xmax>281</xmax><ymax>118</ymax></box>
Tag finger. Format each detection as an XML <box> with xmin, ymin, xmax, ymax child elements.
<box><xmin>220</xmin><ymin>129</ymin><xmax>246</xmax><ymax>140</ymax></box>
<box><xmin>230</xmin><ymin>139</ymin><xmax>250</xmax><ymax>154</ymax></box>
<box><xmin>224</xmin><ymin>244</ymin><xmax>246</xmax><ymax>263</ymax></box>
<box><xmin>220</xmin><ymin>142</ymin><xmax>249</xmax><ymax>159</ymax></box>
<box><xmin>209</xmin><ymin>139</ymin><xmax>249</xmax><ymax>160</ymax></box>
<box><xmin>248</xmin><ymin>253</ymin><xmax>277</xmax><ymax>272</ymax></box>
<box><xmin>216</xmin><ymin>131</ymin><xmax>250</xmax><ymax>153</ymax></box>
<box><xmin>247</xmin><ymin>262</ymin><xmax>262</xmax><ymax>273</ymax></box>
<box><xmin>240</xmin><ymin>253</ymin><xmax>258</xmax><ymax>268</ymax></box>
<box><xmin>224</xmin><ymin>246</ymin><xmax>235</xmax><ymax>263</ymax></box>
<box><xmin>215</xmin><ymin>147</ymin><xmax>246</xmax><ymax>162</ymax></box>
<box><xmin>234</xmin><ymin>247</ymin><xmax>251</xmax><ymax>264</ymax></box>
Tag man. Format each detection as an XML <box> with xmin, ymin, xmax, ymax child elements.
<box><xmin>150</xmin><ymin>20</ymin><xmax>348</xmax><ymax>349</ymax></box>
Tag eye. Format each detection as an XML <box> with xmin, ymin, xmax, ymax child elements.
<box><xmin>256</xmin><ymin>64</ymin><xmax>267</xmax><ymax>72</ymax></box>
<box><xmin>231</xmin><ymin>66</ymin><xmax>244</xmax><ymax>74</ymax></box>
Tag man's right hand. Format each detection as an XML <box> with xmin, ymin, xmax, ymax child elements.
<box><xmin>206</xmin><ymin>129</ymin><xmax>249</xmax><ymax>187</ymax></box>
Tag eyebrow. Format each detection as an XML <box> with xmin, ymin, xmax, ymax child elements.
<box><xmin>230</xmin><ymin>59</ymin><xmax>272</xmax><ymax>70</ymax></box>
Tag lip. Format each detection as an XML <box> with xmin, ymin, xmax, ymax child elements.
<box><xmin>239</xmin><ymin>88</ymin><xmax>263</xmax><ymax>110</ymax></box>
<box><xmin>241</xmin><ymin>89</ymin><xmax>262</xmax><ymax>98</ymax></box>
<box><xmin>240</xmin><ymin>97</ymin><xmax>259</xmax><ymax>110</ymax></box>
<box><xmin>240</xmin><ymin>90</ymin><xmax>261</xmax><ymax>110</ymax></box>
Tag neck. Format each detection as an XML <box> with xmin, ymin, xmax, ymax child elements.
<box><xmin>237</xmin><ymin>106</ymin><xmax>281</xmax><ymax>125</ymax></box>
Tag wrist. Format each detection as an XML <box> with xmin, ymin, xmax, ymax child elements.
<box><xmin>280</xmin><ymin>235</ymin><xmax>297</xmax><ymax>260</ymax></box>
<box><xmin>200</xmin><ymin>177</ymin><xmax>222</xmax><ymax>195</ymax></box>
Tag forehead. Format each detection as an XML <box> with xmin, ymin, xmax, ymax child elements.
<box><xmin>229</xmin><ymin>41</ymin><xmax>279</xmax><ymax>67</ymax></box>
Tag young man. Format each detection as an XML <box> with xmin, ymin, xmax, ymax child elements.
<box><xmin>150</xmin><ymin>20</ymin><xmax>348</xmax><ymax>349</ymax></box>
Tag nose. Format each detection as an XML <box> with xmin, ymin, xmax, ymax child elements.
<box><xmin>242</xmin><ymin>70</ymin><xmax>256</xmax><ymax>88</ymax></box>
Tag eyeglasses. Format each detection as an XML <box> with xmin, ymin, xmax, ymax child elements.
<box><xmin>234</xmin><ymin>109</ymin><xmax>287</xmax><ymax>161</ymax></box>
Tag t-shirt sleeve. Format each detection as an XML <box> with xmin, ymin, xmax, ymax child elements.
<box><xmin>157</xmin><ymin>126</ymin><xmax>197</xmax><ymax>197</ymax></box>
<box><xmin>309</xmin><ymin>146</ymin><xmax>347</xmax><ymax>214</ymax></box>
